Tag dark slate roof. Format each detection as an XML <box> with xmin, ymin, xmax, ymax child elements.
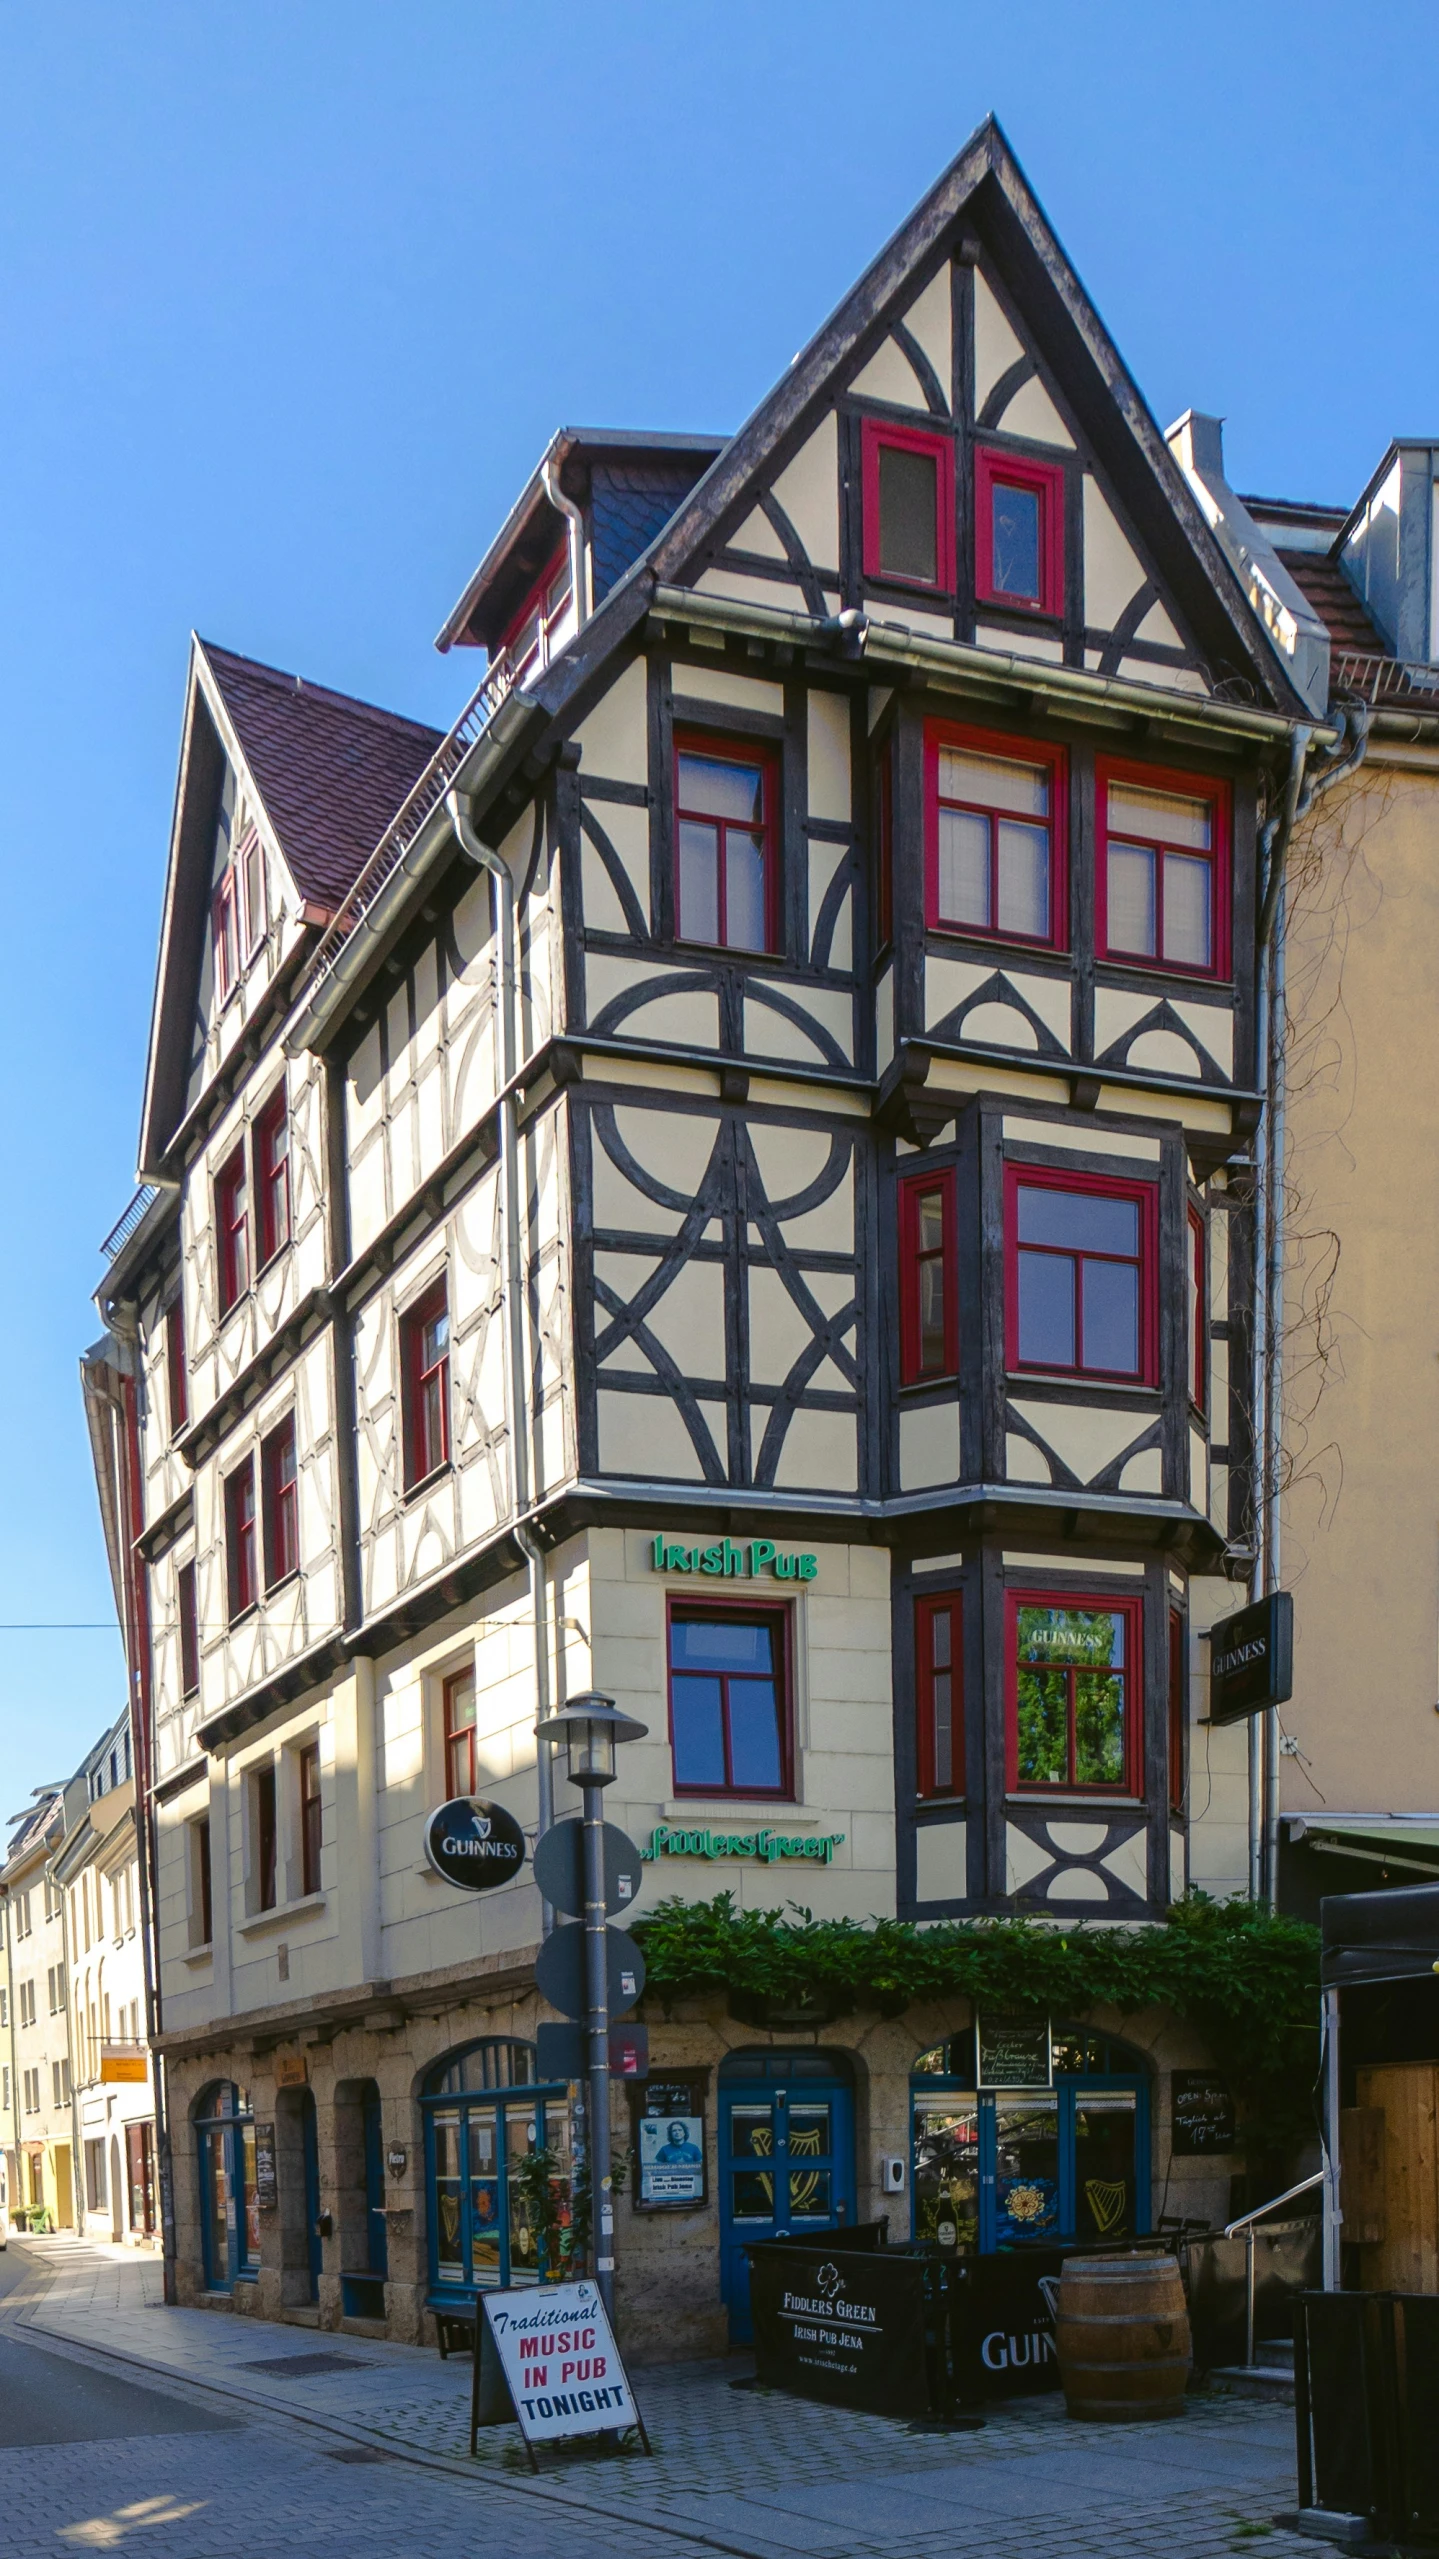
<box><xmin>201</xmin><ymin>642</ymin><xmax>444</xmax><ymax>910</ymax></box>
<box><xmin>590</xmin><ymin>457</ymin><xmax>724</xmax><ymax>604</ymax></box>
<box><xmin>1274</xmin><ymin>552</ymin><xmax>1390</xmax><ymax>661</ymax></box>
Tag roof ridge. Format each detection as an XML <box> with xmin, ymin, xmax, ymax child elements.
<box><xmin>198</xmin><ymin>639</ymin><xmax>444</xmax><ymax>743</ymax></box>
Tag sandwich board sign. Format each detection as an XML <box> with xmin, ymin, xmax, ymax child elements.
<box><xmin>471</xmin><ymin>2279</ymin><xmax>650</xmax><ymax>2466</ymax></box>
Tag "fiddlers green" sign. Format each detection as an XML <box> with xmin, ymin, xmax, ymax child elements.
<box><xmin>650</xmin><ymin>1533</ymin><xmax>817</xmax><ymax>1582</ymax></box>
<box><xmin>642</xmin><ymin>1823</ymin><xmax>845</xmax><ymax>1865</ymax></box>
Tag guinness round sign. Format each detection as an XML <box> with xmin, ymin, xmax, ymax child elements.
<box><xmin>424</xmin><ymin>1797</ymin><xmax>526</xmax><ymax>1892</ymax></box>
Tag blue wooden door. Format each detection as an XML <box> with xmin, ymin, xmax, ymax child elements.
<box><xmin>719</xmin><ymin>2060</ymin><xmax>855</xmax><ymax>2344</ymax></box>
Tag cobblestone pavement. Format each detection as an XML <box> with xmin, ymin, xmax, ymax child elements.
<box><xmin>2</xmin><ymin>2236</ymin><xmax>1320</xmax><ymax>2558</ymax></box>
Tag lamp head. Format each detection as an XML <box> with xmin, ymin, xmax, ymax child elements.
<box><xmin>539</xmin><ymin>1690</ymin><xmax>647</xmax><ymax>1787</ymax></box>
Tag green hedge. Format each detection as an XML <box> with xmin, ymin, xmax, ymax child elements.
<box><xmin>633</xmin><ymin>1891</ymin><xmax>1321</xmax><ymax>2154</ymax></box>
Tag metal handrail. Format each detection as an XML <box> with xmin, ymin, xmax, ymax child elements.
<box><xmin>1224</xmin><ymin>2170</ymin><xmax>1324</xmax><ymax>2365</ymax></box>
<box><xmin>100</xmin><ymin>1185</ymin><xmax>158</xmax><ymax>1262</ymax></box>
<box><xmin>1223</xmin><ymin>2169</ymin><xmax>1324</xmax><ymax>2238</ymax></box>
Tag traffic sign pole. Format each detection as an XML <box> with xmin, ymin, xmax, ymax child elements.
<box><xmin>582</xmin><ymin>1772</ymin><xmax>615</xmax><ymax>2322</ymax></box>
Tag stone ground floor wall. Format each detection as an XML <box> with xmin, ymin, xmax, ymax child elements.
<box><xmin>162</xmin><ymin>1977</ymin><xmax>1246</xmax><ymax>2362</ymax></box>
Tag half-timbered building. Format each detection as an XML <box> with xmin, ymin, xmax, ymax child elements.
<box><xmin>89</xmin><ymin>120</ymin><xmax>1328</xmax><ymax>2352</ymax></box>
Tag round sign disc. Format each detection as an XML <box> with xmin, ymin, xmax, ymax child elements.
<box><xmin>423</xmin><ymin>1797</ymin><xmax>526</xmax><ymax>1891</ymax></box>
<box><xmin>532</xmin><ymin>1818</ymin><xmax>644</xmax><ymax>1921</ymax></box>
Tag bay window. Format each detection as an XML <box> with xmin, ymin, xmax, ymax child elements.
<box><xmin>1098</xmin><ymin>762</ymin><xmax>1228</xmax><ymax>976</ymax></box>
<box><xmin>1006</xmin><ymin>1166</ymin><xmax>1157</xmax><ymax>1385</ymax></box>
<box><xmin>1008</xmin><ymin>1594</ymin><xmax>1140</xmax><ymax>1794</ymax></box>
<box><xmin>899</xmin><ymin>1169</ymin><xmax>957</xmax><ymax>1383</ymax></box>
<box><xmin>916</xmin><ymin>1595</ymin><xmax>962</xmax><ymax>1798</ymax></box>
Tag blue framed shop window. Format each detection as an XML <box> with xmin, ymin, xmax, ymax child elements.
<box><xmin>194</xmin><ymin>2082</ymin><xmax>261</xmax><ymax>2292</ymax></box>
<box><xmin>421</xmin><ymin>2039</ymin><xmax>573</xmax><ymax>2306</ymax></box>
<box><xmin>910</xmin><ymin>2026</ymin><xmax>1150</xmax><ymax>2255</ymax></box>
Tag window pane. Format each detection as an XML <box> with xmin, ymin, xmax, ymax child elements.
<box><xmin>1108</xmin><ymin>782</ymin><xmax>1210</xmax><ymax>850</ymax></box>
<box><xmin>673</xmin><ymin>1620</ymin><xmax>773</xmax><ymax>1673</ymax></box>
<box><xmin>1107</xmin><ymin>841</ymin><xmax>1157</xmax><ymax>954</ymax></box>
<box><xmin>917</xmin><ymin>1191</ymin><xmax>945</xmax><ymax>1256</ymax></box>
<box><xmin>995</xmin><ymin>2097</ymin><xmax>1060</xmax><ymax>2240</ymax></box>
<box><xmin>448</xmin><ymin>1678</ymin><xmax>477</xmax><ymax>1735</ymax></box>
<box><xmin>1074</xmin><ymin>1672</ymin><xmax>1127</xmax><ymax>1784</ymax></box>
<box><xmin>678</xmin><ymin>819</ymin><xmax>720</xmax><ymax>942</ymax></box>
<box><xmin>918</xmin><ymin>1259</ymin><xmax>947</xmax><ymax>1370</ymax></box>
<box><xmin>932</xmin><ymin>1667</ymin><xmax>952</xmax><ymax>1790</ymax></box>
<box><xmin>1081</xmin><ymin>1256</ymin><xmax>1140</xmax><ymax>1373</ymax></box>
<box><xmin>877</xmin><ymin>443</ymin><xmax>939</xmax><ymax>583</ymax></box>
<box><xmin>936</xmin><ymin>806</ymin><xmax>991</xmax><ymax>927</ymax></box>
<box><xmin>671</xmin><ymin>1674</ymin><xmax>727</xmax><ymax>1788</ymax></box>
<box><xmin>992</xmin><ymin>481</ymin><xmax>1042</xmax><ymax>600</ymax></box>
<box><xmin>1163</xmin><ymin>852</ymin><xmax>1212</xmax><ymax>967</ymax></box>
<box><xmin>725</xmin><ymin>830</ymin><xmax>767</xmax><ymax>951</ymax></box>
<box><xmin>1018</xmin><ymin>1186</ymin><xmax>1138</xmax><ymax>1256</ymax></box>
<box><xmin>1014</xmin><ymin>1667</ymin><xmax>1069</xmax><ymax>1783</ymax></box>
<box><xmin>678</xmin><ymin>752</ymin><xmax>764</xmax><ymax>824</ymax></box>
<box><xmin>938</xmin><ymin>749</ymin><xmax>1048</xmax><ymax>819</ymax></box>
<box><xmin>1018</xmin><ymin>1607</ymin><xmax>1124</xmax><ymax>1669</ymax></box>
<box><xmin>996</xmin><ymin>818</ymin><xmax>1050</xmax><ymax>938</ymax></box>
<box><xmin>1017</xmin><ymin>1247</ymin><xmax>1075</xmax><ymax>1367</ymax></box>
<box><xmin>727</xmin><ymin>1680</ymin><xmax>783</xmax><ymax>1790</ymax></box>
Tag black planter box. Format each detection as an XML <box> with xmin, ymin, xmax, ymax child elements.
<box><xmin>745</xmin><ymin>2236</ymin><xmax>1066</xmax><ymax>2416</ymax></box>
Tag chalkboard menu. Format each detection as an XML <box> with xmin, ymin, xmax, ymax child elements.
<box><xmin>977</xmin><ymin>2014</ymin><xmax>1052</xmax><ymax>2089</ymax></box>
<box><xmin>632</xmin><ymin>2075</ymin><xmax>707</xmax><ymax>2207</ymax></box>
<box><xmin>1171</xmin><ymin>2070</ymin><xmax>1236</xmax><ymax>2156</ymax></box>
<box><xmin>254</xmin><ymin>2121</ymin><xmax>279</xmax><ymax>2211</ymax></box>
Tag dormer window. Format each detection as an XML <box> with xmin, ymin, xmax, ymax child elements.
<box><xmin>496</xmin><ymin>549</ymin><xmax>573</xmax><ymax>690</ymax></box>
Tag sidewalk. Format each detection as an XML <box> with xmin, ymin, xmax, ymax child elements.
<box><xmin>5</xmin><ymin>2237</ymin><xmax>1317</xmax><ymax>2559</ymax></box>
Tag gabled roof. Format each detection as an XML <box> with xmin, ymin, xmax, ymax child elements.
<box><xmin>137</xmin><ymin>639</ymin><xmax>444</xmax><ymax>1175</ymax></box>
<box><xmin>639</xmin><ymin>116</ymin><xmax>1303</xmax><ymax>713</ymax></box>
<box><xmin>202</xmin><ymin>644</ymin><xmax>443</xmax><ymax>911</ymax></box>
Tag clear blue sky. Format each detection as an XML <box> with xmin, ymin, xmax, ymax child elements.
<box><xmin>1</xmin><ymin>0</ymin><xmax>1434</xmax><ymax>1813</ymax></box>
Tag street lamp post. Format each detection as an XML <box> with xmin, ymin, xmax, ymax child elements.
<box><xmin>537</xmin><ymin>1691</ymin><xmax>646</xmax><ymax>2325</ymax></box>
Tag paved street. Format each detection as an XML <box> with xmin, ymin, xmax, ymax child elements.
<box><xmin>0</xmin><ymin>2236</ymin><xmax>1324</xmax><ymax>2558</ymax></box>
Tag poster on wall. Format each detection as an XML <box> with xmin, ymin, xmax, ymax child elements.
<box><xmin>633</xmin><ymin>2076</ymin><xmax>708</xmax><ymax>2206</ymax></box>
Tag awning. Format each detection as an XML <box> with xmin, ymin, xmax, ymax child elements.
<box><xmin>1321</xmin><ymin>1879</ymin><xmax>1439</xmax><ymax>1987</ymax></box>
<box><xmin>1286</xmin><ymin>1816</ymin><xmax>1439</xmax><ymax>1883</ymax></box>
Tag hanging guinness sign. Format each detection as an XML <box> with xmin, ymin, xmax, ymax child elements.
<box><xmin>1207</xmin><ymin>1593</ymin><xmax>1293</xmax><ymax>1726</ymax></box>
<box><xmin>424</xmin><ymin>1797</ymin><xmax>526</xmax><ymax>1891</ymax></box>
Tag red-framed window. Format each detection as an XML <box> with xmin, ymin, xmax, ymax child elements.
<box><xmin>254</xmin><ymin>1088</ymin><xmax>291</xmax><ymax>1268</ymax></box>
<box><xmin>194</xmin><ymin>1815</ymin><xmax>213</xmax><ymax>1947</ymax></box>
<box><xmin>1097</xmin><ymin>759</ymin><xmax>1230</xmax><ymax>978</ymax></box>
<box><xmin>212</xmin><ymin>867</ymin><xmax>239</xmax><ymax>1005</ymax></box>
<box><xmin>667</xmin><ymin>1601</ymin><xmax>792</xmax><ymax>1798</ymax></box>
<box><xmin>225</xmin><ymin>1458</ymin><xmax>257</xmax><ymax>1621</ymax></box>
<box><xmin>444</xmin><ymin>1668</ymin><xmax>478</xmax><ymax>1798</ymax></box>
<box><xmin>874</xmin><ymin>735</ymin><xmax>894</xmax><ymax>946</ymax></box>
<box><xmin>1006</xmin><ymin>1590</ymin><xmax>1142</xmax><ymax>1794</ymax></box>
<box><xmin>861</xmin><ymin>417</ymin><xmax>955</xmax><ymax>592</ymax></box>
<box><xmin>238</xmin><ymin>825</ymin><xmax>266</xmax><ymax>955</ymax></box>
<box><xmin>674</xmin><ymin>731</ymin><xmax>779</xmax><ymax>953</ymax></box>
<box><xmin>916</xmin><ymin>1594</ymin><xmax>963</xmax><ymax>1798</ymax></box>
<box><xmin>925</xmin><ymin>720</ymin><xmax>1066</xmax><ymax>948</ymax></box>
<box><xmin>1187</xmin><ymin>1205</ymin><xmax>1206</xmax><ymax>1412</ymax></box>
<box><xmin>166</xmin><ymin>1297</ymin><xmax>187</xmax><ymax>1437</ymax></box>
<box><xmin>1169</xmin><ymin>1610</ymin><xmax>1185</xmax><ymax>1812</ymax></box>
<box><xmin>216</xmin><ymin>1145</ymin><xmax>249</xmax><ymax>1315</ymax></box>
<box><xmin>975</xmin><ymin>448</ymin><xmax>1066</xmax><ymax>616</ymax></box>
<box><xmin>402</xmin><ymin>1279</ymin><xmax>451</xmax><ymax>1488</ymax></box>
<box><xmin>1005</xmin><ymin>1164</ymin><xmax>1158</xmax><ymax>1385</ymax></box>
<box><xmin>253</xmin><ymin>1762</ymin><xmax>278</xmax><ymax>1911</ymax></box>
<box><xmin>298</xmin><ymin>1741</ymin><xmax>322</xmax><ymax>1897</ymax></box>
<box><xmin>498</xmin><ymin>546</ymin><xmax>572</xmax><ymax>686</ymax></box>
<box><xmin>178</xmin><ymin>1559</ymin><xmax>199</xmax><ymax>1699</ymax></box>
<box><xmin>899</xmin><ymin>1169</ymin><xmax>958</xmax><ymax>1383</ymax></box>
<box><xmin>261</xmin><ymin>1415</ymin><xmax>298</xmax><ymax>1590</ymax></box>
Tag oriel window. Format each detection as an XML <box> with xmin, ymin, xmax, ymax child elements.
<box><xmin>674</xmin><ymin>735</ymin><xmax>777</xmax><ymax>953</ymax></box>
<box><xmin>899</xmin><ymin>1169</ymin><xmax>957</xmax><ymax>1383</ymax></box>
<box><xmin>1187</xmin><ymin>1204</ymin><xmax>1207</xmax><ymax>1412</ymax></box>
<box><xmin>1009</xmin><ymin>1596</ymin><xmax>1138</xmax><ymax>1794</ymax></box>
<box><xmin>916</xmin><ymin>1595</ymin><xmax>962</xmax><ymax>1797</ymax></box>
<box><xmin>861</xmin><ymin>419</ymin><xmax>955</xmax><ymax>592</ymax></box>
<box><xmin>927</xmin><ymin>725</ymin><xmax>1064</xmax><ymax>947</ymax></box>
<box><xmin>1007</xmin><ymin>1168</ymin><xmax>1156</xmax><ymax>1385</ymax></box>
<box><xmin>1099</xmin><ymin>764</ymin><xmax>1228</xmax><ymax>977</ymax></box>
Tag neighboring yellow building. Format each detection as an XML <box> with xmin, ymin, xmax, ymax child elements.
<box><xmin>1</xmin><ymin>1790</ymin><xmax>76</xmax><ymax>2232</ymax></box>
<box><xmin>1242</xmin><ymin>457</ymin><xmax>1439</xmax><ymax>1908</ymax></box>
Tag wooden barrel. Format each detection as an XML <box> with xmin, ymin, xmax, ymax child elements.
<box><xmin>1054</xmin><ymin>2252</ymin><xmax>1191</xmax><ymax>2422</ymax></box>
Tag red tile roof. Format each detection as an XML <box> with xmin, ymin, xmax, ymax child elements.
<box><xmin>201</xmin><ymin>643</ymin><xmax>444</xmax><ymax>911</ymax></box>
<box><xmin>1275</xmin><ymin>553</ymin><xmax>1390</xmax><ymax>661</ymax></box>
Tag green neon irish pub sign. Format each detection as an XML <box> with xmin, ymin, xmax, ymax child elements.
<box><xmin>650</xmin><ymin>1533</ymin><xmax>817</xmax><ymax>1581</ymax></box>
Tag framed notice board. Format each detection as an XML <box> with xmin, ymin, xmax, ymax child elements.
<box><xmin>977</xmin><ymin>2015</ymin><xmax>1052</xmax><ymax>2089</ymax></box>
<box><xmin>1171</xmin><ymin>2071</ymin><xmax>1237</xmax><ymax>2156</ymax></box>
<box><xmin>631</xmin><ymin>2072</ymin><xmax>709</xmax><ymax>2209</ymax></box>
